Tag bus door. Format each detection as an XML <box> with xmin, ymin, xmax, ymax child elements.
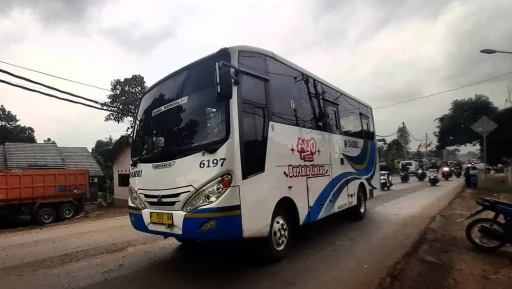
<box><xmin>324</xmin><ymin>99</ymin><xmax>350</xmax><ymax>213</ymax></box>
<box><xmin>360</xmin><ymin>113</ymin><xmax>371</xmax><ymax>140</ymax></box>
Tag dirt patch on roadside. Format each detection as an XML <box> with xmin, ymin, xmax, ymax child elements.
<box><xmin>0</xmin><ymin>205</ymin><xmax>128</xmax><ymax>234</ymax></box>
<box><xmin>378</xmin><ymin>188</ymin><xmax>512</xmax><ymax>289</ymax></box>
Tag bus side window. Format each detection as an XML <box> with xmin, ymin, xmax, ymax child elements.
<box><xmin>324</xmin><ymin>102</ymin><xmax>341</xmax><ymax>134</ymax></box>
<box><xmin>360</xmin><ymin>105</ymin><xmax>375</xmax><ymax>141</ymax></box>
<box><xmin>239</xmin><ymin>76</ymin><xmax>269</xmax><ymax>179</ymax></box>
<box><xmin>339</xmin><ymin>95</ymin><xmax>362</xmax><ymax>138</ymax></box>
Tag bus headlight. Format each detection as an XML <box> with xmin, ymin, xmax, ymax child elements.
<box><xmin>129</xmin><ymin>186</ymin><xmax>146</xmax><ymax>209</ymax></box>
<box><xmin>183</xmin><ymin>174</ymin><xmax>232</xmax><ymax>212</ymax></box>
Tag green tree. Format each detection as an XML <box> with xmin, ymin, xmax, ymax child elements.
<box><xmin>446</xmin><ymin>148</ymin><xmax>460</xmax><ymax>160</ymax></box>
<box><xmin>103</xmin><ymin>74</ymin><xmax>147</xmax><ymax>131</ymax></box>
<box><xmin>396</xmin><ymin>124</ymin><xmax>410</xmax><ymax>156</ymax></box>
<box><xmin>91</xmin><ymin>136</ymin><xmax>115</xmax><ymax>196</ymax></box>
<box><xmin>43</xmin><ymin>138</ymin><xmax>56</xmax><ymax>144</ymax></box>
<box><xmin>0</xmin><ymin>105</ymin><xmax>36</xmax><ymax>144</ymax></box>
<box><xmin>466</xmin><ymin>151</ymin><xmax>478</xmax><ymax>159</ymax></box>
<box><xmin>377</xmin><ymin>138</ymin><xmax>388</xmax><ymax>160</ymax></box>
<box><xmin>435</xmin><ymin>94</ymin><xmax>499</xmax><ymax>149</ymax></box>
<box><xmin>385</xmin><ymin>139</ymin><xmax>404</xmax><ymax>159</ymax></box>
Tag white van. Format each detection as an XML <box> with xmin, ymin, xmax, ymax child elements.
<box><xmin>399</xmin><ymin>160</ymin><xmax>419</xmax><ymax>174</ymax></box>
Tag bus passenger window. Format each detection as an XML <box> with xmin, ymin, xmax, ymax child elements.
<box><xmin>325</xmin><ymin>104</ymin><xmax>340</xmax><ymax>134</ymax></box>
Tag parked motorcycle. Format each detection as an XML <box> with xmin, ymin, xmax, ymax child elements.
<box><xmin>457</xmin><ymin>197</ymin><xmax>512</xmax><ymax>251</ymax></box>
<box><xmin>441</xmin><ymin>166</ymin><xmax>453</xmax><ymax>180</ymax></box>
<box><xmin>380</xmin><ymin>171</ymin><xmax>393</xmax><ymax>190</ymax></box>
<box><xmin>428</xmin><ymin>169</ymin><xmax>439</xmax><ymax>186</ymax></box>
<box><xmin>416</xmin><ymin>168</ymin><xmax>426</xmax><ymax>182</ymax></box>
<box><xmin>400</xmin><ymin>171</ymin><xmax>410</xmax><ymax>183</ymax></box>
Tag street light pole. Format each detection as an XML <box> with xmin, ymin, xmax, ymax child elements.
<box><xmin>480</xmin><ymin>48</ymin><xmax>512</xmax><ymax>55</ymax></box>
<box><xmin>483</xmin><ymin>117</ymin><xmax>487</xmax><ymax>186</ymax></box>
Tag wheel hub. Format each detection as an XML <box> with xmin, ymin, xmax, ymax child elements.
<box><xmin>64</xmin><ymin>208</ymin><xmax>73</xmax><ymax>218</ymax></box>
<box><xmin>42</xmin><ymin>212</ymin><xmax>52</xmax><ymax>222</ymax></box>
<box><xmin>271</xmin><ymin>216</ymin><xmax>289</xmax><ymax>251</ymax></box>
<box><xmin>470</xmin><ymin>222</ymin><xmax>504</xmax><ymax>247</ymax></box>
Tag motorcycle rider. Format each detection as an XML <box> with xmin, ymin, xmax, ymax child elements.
<box><xmin>464</xmin><ymin>167</ymin><xmax>471</xmax><ymax>188</ymax></box>
<box><xmin>469</xmin><ymin>166</ymin><xmax>479</xmax><ymax>189</ymax></box>
<box><xmin>430</xmin><ymin>161</ymin><xmax>439</xmax><ymax>173</ymax></box>
<box><xmin>399</xmin><ymin>162</ymin><xmax>409</xmax><ymax>182</ymax></box>
<box><xmin>380</xmin><ymin>162</ymin><xmax>392</xmax><ymax>185</ymax></box>
<box><xmin>400</xmin><ymin>162</ymin><xmax>409</xmax><ymax>173</ymax></box>
<box><xmin>380</xmin><ymin>162</ymin><xmax>391</xmax><ymax>172</ymax></box>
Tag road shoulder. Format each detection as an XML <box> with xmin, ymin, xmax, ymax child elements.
<box><xmin>378</xmin><ymin>188</ymin><xmax>512</xmax><ymax>289</ymax></box>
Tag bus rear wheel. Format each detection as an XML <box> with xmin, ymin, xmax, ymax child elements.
<box><xmin>262</xmin><ymin>206</ymin><xmax>292</xmax><ymax>263</ymax></box>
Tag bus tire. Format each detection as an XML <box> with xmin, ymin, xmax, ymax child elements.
<box><xmin>35</xmin><ymin>207</ymin><xmax>57</xmax><ymax>225</ymax></box>
<box><xmin>262</xmin><ymin>205</ymin><xmax>292</xmax><ymax>263</ymax></box>
<box><xmin>175</xmin><ymin>237</ymin><xmax>197</xmax><ymax>244</ymax></box>
<box><xmin>348</xmin><ymin>186</ymin><xmax>367</xmax><ymax>221</ymax></box>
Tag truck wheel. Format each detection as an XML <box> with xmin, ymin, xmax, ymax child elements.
<box><xmin>35</xmin><ymin>208</ymin><xmax>57</xmax><ymax>225</ymax></box>
<box><xmin>58</xmin><ymin>203</ymin><xmax>76</xmax><ymax>220</ymax></box>
<box><xmin>262</xmin><ymin>206</ymin><xmax>292</xmax><ymax>263</ymax></box>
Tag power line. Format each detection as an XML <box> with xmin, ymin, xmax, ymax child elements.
<box><xmin>404</xmin><ymin>126</ymin><xmax>422</xmax><ymax>142</ymax></box>
<box><xmin>0</xmin><ymin>68</ymin><xmax>133</xmax><ymax>116</ymax></box>
<box><xmin>374</xmin><ymin>70</ymin><xmax>512</xmax><ymax>109</ymax></box>
<box><xmin>0</xmin><ymin>78</ymin><xmax>123</xmax><ymax>114</ymax></box>
<box><xmin>0</xmin><ymin>60</ymin><xmax>110</xmax><ymax>91</ymax></box>
<box><xmin>376</xmin><ymin>131</ymin><xmax>398</xmax><ymax>138</ymax></box>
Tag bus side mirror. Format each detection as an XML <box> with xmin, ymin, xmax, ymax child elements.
<box><xmin>216</xmin><ymin>62</ymin><xmax>233</xmax><ymax>102</ymax></box>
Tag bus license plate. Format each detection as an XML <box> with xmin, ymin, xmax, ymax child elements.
<box><xmin>150</xmin><ymin>212</ymin><xmax>173</xmax><ymax>225</ymax></box>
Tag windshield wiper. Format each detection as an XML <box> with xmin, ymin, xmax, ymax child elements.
<box><xmin>131</xmin><ymin>147</ymin><xmax>160</xmax><ymax>167</ymax></box>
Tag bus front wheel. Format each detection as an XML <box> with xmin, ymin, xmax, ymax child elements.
<box><xmin>262</xmin><ymin>206</ymin><xmax>292</xmax><ymax>263</ymax></box>
<box><xmin>175</xmin><ymin>238</ymin><xmax>200</xmax><ymax>247</ymax></box>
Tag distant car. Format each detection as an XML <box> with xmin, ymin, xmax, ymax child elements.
<box><xmin>493</xmin><ymin>164</ymin><xmax>504</xmax><ymax>173</ymax></box>
<box><xmin>399</xmin><ymin>160</ymin><xmax>419</xmax><ymax>174</ymax></box>
<box><xmin>475</xmin><ymin>163</ymin><xmax>485</xmax><ymax>171</ymax></box>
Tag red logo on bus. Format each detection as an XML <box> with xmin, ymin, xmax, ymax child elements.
<box><xmin>292</xmin><ymin>137</ymin><xmax>320</xmax><ymax>162</ymax></box>
<box><xmin>284</xmin><ymin>137</ymin><xmax>327</xmax><ymax>178</ymax></box>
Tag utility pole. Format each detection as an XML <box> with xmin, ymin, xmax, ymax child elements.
<box><xmin>402</xmin><ymin>122</ymin><xmax>407</xmax><ymax>159</ymax></box>
<box><xmin>483</xmin><ymin>117</ymin><xmax>487</xmax><ymax>185</ymax></box>
<box><xmin>506</xmin><ymin>86</ymin><xmax>512</xmax><ymax>108</ymax></box>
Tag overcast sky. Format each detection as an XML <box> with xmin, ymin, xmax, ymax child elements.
<box><xmin>1</xmin><ymin>0</ymin><xmax>511</xmax><ymax>151</ymax></box>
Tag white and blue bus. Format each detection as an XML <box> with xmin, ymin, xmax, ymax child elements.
<box><xmin>128</xmin><ymin>46</ymin><xmax>378</xmax><ymax>261</ymax></box>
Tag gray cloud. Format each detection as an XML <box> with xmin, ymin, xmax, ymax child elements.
<box><xmin>290</xmin><ymin>0</ymin><xmax>452</xmax><ymax>53</ymax></box>
<box><xmin>0</xmin><ymin>0</ymin><xmax>108</xmax><ymax>28</ymax></box>
<box><xmin>436</xmin><ymin>1</ymin><xmax>512</xmax><ymax>87</ymax></box>
<box><xmin>101</xmin><ymin>24</ymin><xmax>176</xmax><ymax>54</ymax></box>
<box><xmin>287</xmin><ymin>0</ymin><xmax>512</xmax><ymax>143</ymax></box>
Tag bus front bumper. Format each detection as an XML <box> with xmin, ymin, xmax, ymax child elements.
<box><xmin>129</xmin><ymin>205</ymin><xmax>243</xmax><ymax>241</ymax></box>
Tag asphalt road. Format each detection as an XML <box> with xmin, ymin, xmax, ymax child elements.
<box><xmin>0</xmin><ymin>177</ymin><xmax>463</xmax><ymax>289</ymax></box>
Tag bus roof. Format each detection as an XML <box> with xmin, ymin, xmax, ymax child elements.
<box><xmin>144</xmin><ymin>45</ymin><xmax>371</xmax><ymax>109</ymax></box>
<box><xmin>228</xmin><ymin>45</ymin><xmax>372</xmax><ymax>108</ymax></box>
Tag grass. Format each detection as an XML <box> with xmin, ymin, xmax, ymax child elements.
<box><xmin>476</xmin><ymin>174</ymin><xmax>512</xmax><ymax>194</ymax></box>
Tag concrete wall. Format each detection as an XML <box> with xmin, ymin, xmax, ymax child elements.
<box><xmin>113</xmin><ymin>147</ymin><xmax>131</xmax><ymax>200</ymax></box>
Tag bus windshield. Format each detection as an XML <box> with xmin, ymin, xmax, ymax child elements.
<box><xmin>131</xmin><ymin>51</ymin><xmax>231</xmax><ymax>164</ymax></box>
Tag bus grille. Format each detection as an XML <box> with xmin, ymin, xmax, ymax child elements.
<box><xmin>139</xmin><ymin>187</ymin><xmax>193</xmax><ymax>210</ymax></box>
